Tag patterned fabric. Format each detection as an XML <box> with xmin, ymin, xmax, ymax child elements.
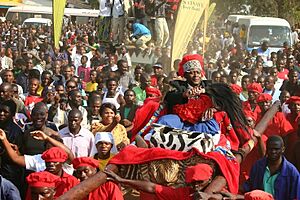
<box><xmin>150</xmin><ymin>124</ymin><xmax>215</xmax><ymax>153</ymax></box>
<box><xmin>183</xmin><ymin>60</ymin><xmax>201</xmax><ymax>72</ymax></box>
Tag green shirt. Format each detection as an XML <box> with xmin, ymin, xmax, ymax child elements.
<box><xmin>263</xmin><ymin>166</ymin><xmax>279</xmax><ymax>197</ymax></box>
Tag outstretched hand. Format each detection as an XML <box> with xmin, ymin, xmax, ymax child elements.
<box><xmin>31</xmin><ymin>131</ymin><xmax>49</xmax><ymax>141</ymax></box>
<box><xmin>0</xmin><ymin>129</ymin><xmax>7</xmax><ymax>141</ymax></box>
<box><xmin>104</xmin><ymin>169</ymin><xmax>123</xmax><ymax>183</ymax></box>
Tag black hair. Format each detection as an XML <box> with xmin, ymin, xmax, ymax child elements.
<box><xmin>205</xmin><ymin>83</ymin><xmax>249</xmax><ymax>141</ymax></box>
<box><xmin>266</xmin><ymin>135</ymin><xmax>284</xmax><ymax>147</ymax></box>
<box><xmin>1</xmin><ymin>99</ymin><xmax>17</xmax><ymax>116</ymax></box>
<box><xmin>105</xmin><ymin>78</ymin><xmax>118</xmax><ymax>87</ymax></box>
<box><xmin>124</xmin><ymin>89</ymin><xmax>136</xmax><ymax>96</ymax></box>
<box><xmin>100</xmin><ymin>103</ymin><xmax>117</xmax><ymax>115</ymax></box>
<box><xmin>117</xmin><ymin>59</ymin><xmax>128</xmax><ymax>68</ymax></box>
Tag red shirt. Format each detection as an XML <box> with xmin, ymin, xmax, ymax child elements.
<box><xmin>140</xmin><ymin>185</ymin><xmax>193</xmax><ymax>200</ymax></box>
<box><xmin>150</xmin><ymin>75</ymin><xmax>158</xmax><ymax>87</ymax></box>
<box><xmin>256</xmin><ymin>111</ymin><xmax>294</xmax><ymax>138</ymax></box>
<box><xmin>55</xmin><ymin>171</ymin><xmax>80</xmax><ymax>198</ymax></box>
<box><xmin>86</xmin><ymin>182</ymin><xmax>123</xmax><ymax>200</ymax></box>
<box><xmin>277</xmin><ymin>68</ymin><xmax>289</xmax><ymax>80</ymax></box>
<box><xmin>242</xmin><ymin>101</ymin><xmax>261</xmax><ymax>120</ymax></box>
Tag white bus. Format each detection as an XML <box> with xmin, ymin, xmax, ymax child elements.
<box><xmin>5</xmin><ymin>6</ymin><xmax>100</xmax><ymax>24</ymax></box>
<box><xmin>237</xmin><ymin>16</ymin><xmax>292</xmax><ymax>53</ymax></box>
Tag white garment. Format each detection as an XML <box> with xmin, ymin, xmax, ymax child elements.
<box><xmin>99</xmin><ymin>0</ymin><xmax>124</xmax><ymax>17</ymax></box>
<box><xmin>59</xmin><ymin>127</ymin><xmax>95</xmax><ymax>158</ymax></box>
<box><xmin>118</xmin><ymin>53</ymin><xmax>132</xmax><ymax>67</ymax></box>
<box><xmin>71</xmin><ymin>49</ymin><xmax>93</xmax><ymax>74</ymax></box>
<box><xmin>24</xmin><ymin>154</ymin><xmax>74</xmax><ymax>175</ymax></box>
<box><xmin>102</xmin><ymin>91</ymin><xmax>121</xmax><ymax>109</ymax></box>
<box><xmin>292</xmin><ymin>31</ymin><xmax>299</xmax><ymax>45</ymax></box>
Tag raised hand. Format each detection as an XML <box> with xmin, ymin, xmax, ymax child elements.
<box><xmin>104</xmin><ymin>169</ymin><xmax>123</xmax><ymax>183</ymax></box>
<box><xmin>0</xmin><ymin>129</ymin><xmax>7</xmax><ymax>141</ymax></box>
<box><xmin>30</xmin><ymin>130</ymin><xmax>48</xmax><ymax>141</ymax></box>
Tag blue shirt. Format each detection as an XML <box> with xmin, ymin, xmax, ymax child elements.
<box><xmin>132</xmin><ymin>23</ymin><xmax>151</xmax><ymax>37</ymax></box>
<box><xmin>0</xmin><ymin>175</ymin><xmax>21</xmax><ymax>200</ymax></box>
<box><xmin>244</xmin><ymin>157</ymin><xmax>300</xmax><ymax>200</ymax></box>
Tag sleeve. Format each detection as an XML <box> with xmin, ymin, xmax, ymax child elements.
<box><xmin>279</xmin><ymin>115</ymin><xmax>294</xmax><ymax>137</ymax></box>
<box><xmin>24</xmin><ymin>154</ymin><xmax>45</xmax><ymax>172</ymax></box>
<box><xmin>2</xmin><ymin>177</ymin><xmax>22</xmax><ymax>200</ymax></box>
<box><xmin>118</xmin><ymin>124</ymin><xmax>130</xmax><ymax>145</ymax></box>
<box><xmin>132</xmin><ymin>24</ymin><xmax>141</xmax><ymax>37</ymax></box>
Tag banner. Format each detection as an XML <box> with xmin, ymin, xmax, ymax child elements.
<box><xmin>53</xmin><ymin>0</ymin><xmax>66</xmax><ymax>48</ymax></box>
<box><xmin>171</xmin><ymin>0</ymin><xmax>210</xmax><ymax>71</ymax></box>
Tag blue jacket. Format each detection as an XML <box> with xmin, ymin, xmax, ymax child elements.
<box><xmin>244</xmin><ymin>156</ymin><xmax>300</xmax><ymax>200</ymax></box>
<box><xmin>132</xmin><ymin>23</ymin><xmax>151</xmax><ymax>37</ymax></box>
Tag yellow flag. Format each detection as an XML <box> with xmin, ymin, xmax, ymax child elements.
<box><xmin>53</xmin><ymin>0</ymin><xmax>66</xmax><ymax>48</ymax></box>
<box><xmin>171</xmin><ymin>0</ymin><xmax>210</xmax><ymax>70</ymax></box>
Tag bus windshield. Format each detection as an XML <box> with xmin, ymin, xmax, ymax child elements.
<box><xmin>248</xmin><ymin>25</ymin><xmax>291</xmax><ymax>47</ymax></box>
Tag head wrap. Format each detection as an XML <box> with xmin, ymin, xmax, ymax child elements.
<box><xmin>178</xmin><ymin>54</ymin><xmax>205</xmax><ymax>77</ymax></box>
<box><xmin>247</xmin><ymin>83</ymin><xmax>263</xmax><ymax>94</ymax></box>
<box><xmin>26</xmin><ymin>171</ymin><xmax>60</xmax><ymax>188</ymax></box>
<box><xmin>41</xmin><ymin>147</ymin><xmax>68</xmax><ymax>163</ymax></box>
<box><xmin>72</xmin><ymin>157</ymin><xmax>99</xmax><ymax>169</ymax></box>
<box><xmin>94</xmin><ymin>132</ymin><xmax>114</xmax><ymax>145</ymax></box>
<box><xmin>231</xmin><ymin>84</ymin><xmax>243</xmax><ymax>95</ymax></box>
<box><xmin>244</xmin><ymin>190</ymin><xmax>274</xmax><ymax>200</ymax></box>
<box><xmin>145</xmin><ymin>87</ymin><xmax>162</xmax><ymax>98</ymax></box>
<box><xmin>286</xmin><ymin>96</ymin><xmax>300</xmax><ymax>105</ymax></box>
<box><xmin>185</xmin><ymin>163</ymin><xmax>213</xmax><ymax>183</ymax></box>
<box><xmin>256</xmin><ymin>93</ymin><xmax>273</xmax><ymax>103</ymax></box>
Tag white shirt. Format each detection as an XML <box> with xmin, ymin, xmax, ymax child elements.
<box><xmin>99</xmin><ymin>0</ymin><xmax>124</xmax><ymax>17</ymax></box>
<box><xmin>59</xmin><ymin>127</ymin><xmax>95</xmax><ymax>158</ymax></box>
<box><xmin>24</xmin><ymin>154</ymin><xmax>74</xmax><ymax>175</ymax></box>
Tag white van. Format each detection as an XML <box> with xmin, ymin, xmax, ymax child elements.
<box><xmin>237</xmin><ymin>16</ymin><xmax>292</xmax><ymax>53</ymax></box>
<box><xmin>22</xmin><ymin>18</ymin><xmax>52</xmax><ymax>27</ymax></box>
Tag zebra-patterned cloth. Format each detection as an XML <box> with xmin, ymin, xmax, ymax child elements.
<box><xmin>149</xmin><ymin>124</ymin><xmax>216</xmax><ymax>153</ymax></box>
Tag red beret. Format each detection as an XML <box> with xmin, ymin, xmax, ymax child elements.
<box><xmin>256</xmin><ymin>93</ymin><xmax>273</xmax><ymax>103</ymax></box>
<box><xmin>178</xmin><ymin>54</ymin><xmax>205</xmax><ymax>77</ymax></box>
<box><xmin>185</xmin><ymin>163</ymin><xmax>213</xmax><ymax>183</ymax></box>
<box><xmin>26</xmin><ymin>171</ymin><xmax>60</xmax><ymax>188</ymax></box>
<box><xmin>286</xmin><ymin>96</ymin><xmax>300</xmax><ymax>105</ymax></box>
<box><xmin>247</xmin><ymin>83</ymin><xmax>263</xmax><ymax>94</ymax></box>
<box><xmin>231</xmin><ymin>84</ymin><xmax>243</xmax><ymax>95</ymax></box>
<box><xmin>244</xmin><ymin>190</ymin><xmax>274</xmax><ymax>200</ymax></box>
<box><xmin>42</xmin><ymin>147</ymin><xmax>68</xmax><ymax>163</ymax></box>
<box><xmin>72</xmin><ymin>157</ymin><xmax>99</xmax><ymax>169</ymax></box>
<box><xmin>145</xmin><ymin>87</ymin><xmax>162</xmax><ymax>97</ymax></box>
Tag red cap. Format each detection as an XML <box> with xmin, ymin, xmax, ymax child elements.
<box><xmin>244</xmin><ymin>190</ymin><xmax>274</xmax><ymax>200</ymax></box>
<box><xmin>231</xmin><ymin>84</ymin><xmax>243</xmax><ymax>95</ymax></box>
<box><xmin>178</xmin><ymin>54</ymin><xmax>205</xmax><ymax>77</ymax></box>
<box><xmin>72</xmin><ymin>157</ymin><xmax>99</xmax><ymax>169</ymax></box>
<box><xmin>247</xmin><ymin>83</ymin><xmax>263</xmax><ymax>94</ymax></box>
<box><xmin>256</xmin><ymin>93</ymin><xmax>272</xmax><ymax>103</ymax></box>
<box><xmin>244</xmin><ymin>110</ymin><xmax>257</xmax><ymax>122</ymax></box>
<box><xmin>26</xmin><ymin>171</ymin><xmax>60</xmax><ymax>188</ymax></box>
<box><xmin>145</xmin><ymin>87</ymin><xmax>162</xmax><ymax>97</ymax></box>
<box><xmin>286</xmin><ymin>96</ymin><xmax>300</xmax><ymax>105</ymax></box>
<box><xmin>185</xmin><ymin>163</ymin><xmax>213</xmax><ymax>183</ymax></box>
<box><xmin>42</xmin><ymin>147</ymin><xmax>68</xmax><ymax>163</ymax></box>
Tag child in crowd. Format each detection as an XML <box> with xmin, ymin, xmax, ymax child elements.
<box><xmin>85</xmin><ymin>70</ymin><xmax>98</xmax><ymax>94</ymax></box>
<box><xmin>24</xmin><ymin>78</ymin><xmax>43</xmax><ymax>115</ymax></box>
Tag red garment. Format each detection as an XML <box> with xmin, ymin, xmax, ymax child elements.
<box><xmin>131</xmin><ymin>98</ymin><xmax>167</xmax><ymax>141</ymax></box>
<box><xmin>277</xmin><ymin>69</ymin><xmax>289</xmax><ymax>80</ymax></box>
<box><xmin>231</xmin><ymin>84</ymin><xmax>243</xmax><ymax>95</ymax></box>
<box><xmin>247</xmin><ymin>83</ymin><xmax>263</xmax><ymax>93</ymax></box>
<box><xmin>256</xmin><ymin>112</ymin><xmax>294</xmax><ymax>138</ymax></box>
<box><xmin>140</xmin><ymin>185</ymin><xmax>193</xmax><ymax>200</ymax></box>
<box><xmin>55</xmin><ymin>171</ymin><xmax>80</xmax><ymax>198</ymax></box>
<box><xmin>145</xmin><ymin>87</ymin><xmax>162</xmax><ymax>97</ymax></box>
<box><xmin>242</xmin><ymin>101</ymin><xmax>261</xmax><ymax>121</ymax></box>
<box><xmin>178</xmin><ymin>54</ymin><xmax>205</xmax><ymax>77</ymax></box>
<box><xmin>24</xmin><ymin>95</ymin><xmax>43</xmax><ymax>107</ymax></box>
<box><xmin>85</xmin><ymin>182</ymin><xmax>124</xmax><ymax>200</ymax></box>
<box><xmin>173</xmin><ymin>94</ymin><xmax>213</xmax><ymax>124</ymax></box>
<box><xmin>214</xmin><ymin>111</ymin><xmax>240</xmax><ymax>150</ymax></box>
<box><xmin>26</xmin><ymin>171</ymin><xmax>60</xmax><ymax>188</ymax></box>
<box><xmin>185</xmin><ymin>164</ymin><xmax>213</xmax><ymax>183</ymax></box>
<box><xmin>150</xmin><ymin>75</ymin><xmax>158</xmax><ymax>87</ymax></box>
<box><xmin>285</xmin><ymin>113</ymin><xmax>300</xmax><ymax>161</ymax></box>
<box><xmin>109</xmin><ymin>146</ymin><xmax>240</xmax><ymax>194</ymax></box>
<box><xmin>256</xmin><ymin>93</ymin><xmax>272</xmax><ymax>103</ymax></box>
<box><xmin>72</xmin><ymin>157</ymin><xmax>99</xmax><ymax>169</ymax></box>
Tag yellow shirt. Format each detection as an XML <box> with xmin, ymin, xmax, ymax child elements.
<box><xmin>92</xmin><ymin>122</ymin><xmax>130</xmax><ymax>146</ymax></box>
<box><xmin>85</xmin><ymin>82</ymin><xmax>98</xmax><ymax>93</ymax></box>
<box><xmin>37</xmin><ymin>85</ymin><xmax>43</xmax><ymax>96</ymax></box>
<box><xmin>98</xmin><ymin>154</ymin><xmax>115</xmax><ymax>171</ymax></box>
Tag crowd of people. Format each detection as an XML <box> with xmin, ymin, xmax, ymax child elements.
<box><xmin>0</xmin><ymin>6</ymin><xmax>300</xmax><ymax>200</ymax></box>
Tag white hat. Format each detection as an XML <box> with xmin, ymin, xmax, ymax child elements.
<box><xmin>94</xmin><ymin>132</ymin><xmax>114</xmax><ymax>145</ymax></box>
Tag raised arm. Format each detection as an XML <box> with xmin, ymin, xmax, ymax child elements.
<box><xmin>31</xmin><ymin>130</ymin><xmax>74</xmax><ymax>163</ymax></box>
<box><xmin>0</xmin><ymin>129</ymin><xmax>25</xmax><ymax>166</ymax></box>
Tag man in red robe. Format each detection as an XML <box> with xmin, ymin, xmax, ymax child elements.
<box><xmin>41</xmin><ymin>147</ymin><xmax>79</xmax><ymax>198</ymax></box>
<box><xmin>242</xmin><ymin>83</ymin><xmax>263</xmax><ymax>120</ymax></box>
